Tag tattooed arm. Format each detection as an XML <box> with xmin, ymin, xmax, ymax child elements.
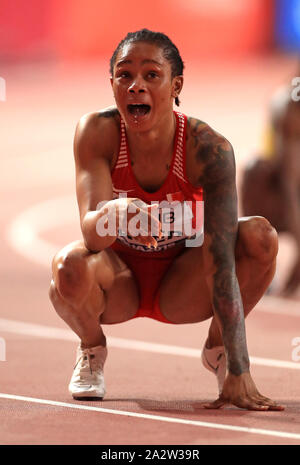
<box><xmin>208</xmin><ymin>150</ymin><xmax>249</xmax><ymax>372</ymax></box>
<box><xmin>198</xmin><ymin>132</ymin><xmax>250</xmax><ymax>375</ymax></box>
<box><xmin>187</xmin><ymin>118</ymin><xmax>249</xmax><ymax>372</ymax></box>
<box><xmin>190</xmin><ymin>121</ymin><xmax>284</xmax><ymax>411</ymax></box>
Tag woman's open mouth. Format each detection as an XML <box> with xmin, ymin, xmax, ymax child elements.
<box><xmin>127</xmin><ymin>104</ymin><xmax>151</xmax><ymax>117</ymax></box>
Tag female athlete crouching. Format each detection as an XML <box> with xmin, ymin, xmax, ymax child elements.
<box><xmin>49</xmin><ymin>29</ymin><xmax>284</xmax><ymax>411</ymax></box>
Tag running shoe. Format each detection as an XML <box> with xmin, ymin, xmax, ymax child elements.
<box><xmin>201</xmin><ymin>342</ymin><xmax>227</xmax><ymax>395</ymax></box>
<box><xmin>69</xmin><ymin>344</ymin><xmax>107</xmax><ymax>399</ymax></box>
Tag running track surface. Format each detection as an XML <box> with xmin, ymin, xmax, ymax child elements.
<box><xmin>1</xmin><ymin>56</ymin><xmax>300</xmax><ymax>445</ymax></box>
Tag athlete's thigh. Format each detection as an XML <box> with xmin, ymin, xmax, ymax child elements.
<box><xmin>53</xmin><ymin>240</ymin><xmax>139</xmax><ymax>324</ymax></box>
<box><xmin>99</xmin><ymin>247</ymin><xmax>140</xmax><ymax>324</ymax></box>
<box><xmin>158</xmin><ymin>245</ymin><xmax>213</xmax><ymax>324</ymax></box>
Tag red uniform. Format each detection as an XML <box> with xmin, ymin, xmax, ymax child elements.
<box><xmin>110</xmin><ymin>111</ymin><xmax>203</xmax><ymax>323</ymax></box>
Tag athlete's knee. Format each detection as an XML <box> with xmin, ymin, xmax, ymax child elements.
<box><xmin>48</xmin><ymin>279</ymin><xmax>69</xmax><ymax>315</ymax></box>
<box><xmin>49</xmin><ymin>279</ymin><xmax>58</xmax><ymax>305</ymax></box>
<box><xmin>238</xmin><ymin>216</ymin><xmax>278</xmax><ymax>264</ymax></box>
<box><xmin>52</xmin><ymin>250</ymin><xmax>92</xmax><ymax>302</ymax></box>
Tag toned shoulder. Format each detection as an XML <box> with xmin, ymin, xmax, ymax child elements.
<box><xmin>185</xmin><ymin>116</ymin><xmax>234</xmax><ymax>187</ymax></box>
<box><xmin>74</xmin><ymin>106</ymin><xmax>121</xmax><ymax>167</ymax></box>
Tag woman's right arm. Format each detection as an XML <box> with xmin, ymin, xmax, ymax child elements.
<box><xmin>74</xmin><ymin>111</ymin><xmax>160</xmax><ymax>252</ymax></box>
<box><xmin>74</xmin><ymin>111</ymin><xmax>120</xmax><ymax>251</ymax></box>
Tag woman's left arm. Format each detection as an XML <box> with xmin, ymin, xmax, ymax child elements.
<box><xmin>201</xmin><ymin>137</ymin><xmax>250</xmax><ymax>378</ymax></box>
<box><xmin>200</xmin><ymin>134</ymin><xmax>284</xmax><ymax>410</ymax></box>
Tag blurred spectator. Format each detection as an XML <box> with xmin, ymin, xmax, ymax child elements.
<box><xmin>241</xmin><ymin>67</ymin><xmax>300</xmax><ymax>296</ymax></box>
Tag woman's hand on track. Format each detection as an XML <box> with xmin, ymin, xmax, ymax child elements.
<box><xmin>202</xmin><ymin>372</ymin><xmax>285</xmax><ymax>411</ymax></box>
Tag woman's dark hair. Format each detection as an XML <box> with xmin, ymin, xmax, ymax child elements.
<box><xmin>110</xmin><ymin>29</ymin><xmax>184</xmax><ymax>106</ymax></box>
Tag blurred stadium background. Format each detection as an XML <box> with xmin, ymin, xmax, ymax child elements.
<box><xmin>0</xmin><ymin>0</ymin><xmax>300</xmax><ymax>291</ymax></box>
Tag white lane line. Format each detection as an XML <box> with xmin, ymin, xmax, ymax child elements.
<box><xmin>6</xmin><ymin>195</ymin><xmax>300</xmax><ymax>317</ymax></box>
<box><xmin>0</xmin><ymin>393</ymin><xmax>299</xmax><ymax>441</ymax></box>
<box><xmin>1</xmin><ymin>318</ymin><xmax>300</xmax><ymax>370</ymax></box>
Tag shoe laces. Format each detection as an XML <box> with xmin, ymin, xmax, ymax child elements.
<box><xmin>73</xmin><ymin>347</ymin><xmax>106</xmax><ymax>381</ymax></box>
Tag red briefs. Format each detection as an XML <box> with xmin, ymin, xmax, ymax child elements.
<box><xmin>110</xmin><ymin>241</ymin><xmax>184</xmax><ymax>324</ymax></box>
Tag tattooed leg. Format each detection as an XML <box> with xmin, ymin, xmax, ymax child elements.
<box><xmin>207</xmin><ymin>215</ymin><xmax>278</xmax><ymax>348</ymax></box>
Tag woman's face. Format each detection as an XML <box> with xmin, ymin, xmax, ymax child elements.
<box><xmin>111</xmin><ymin>41</ymin><xmax>183</xmax><ymax>131</ymax></box>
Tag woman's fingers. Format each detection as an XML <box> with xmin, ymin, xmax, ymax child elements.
<box><xmin>253</xmin><ymin>395</ymin><xmax>285</xmax><ymax>411</ymax></box>
<box><xmin>235</xmin><ymin>400</ymin><xmax>269</xmax><ymax>411</ymax></box>
<box><xmin>202</xmin><ymin>394</ymin><xmax>285</xmax><ymax>411</ymax></box>
<box><xmin>201</xmin><ymin>398</ymin><xmax>227</xmax><ymax>409</ymax></box>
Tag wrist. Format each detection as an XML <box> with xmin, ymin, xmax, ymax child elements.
<box><xmin>227</xmin><ymin>354</ymin><xmax>250</xmax><ymax>376</ymax></box>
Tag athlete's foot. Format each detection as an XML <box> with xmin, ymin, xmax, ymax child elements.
<box><xmin>69</xmin><ymin>344</ymin><xmax>108</xmax><ymax>400</ymax></box>
<box><xmin>201</xmin><ymin>339</ymin><xmax>226</xmax><ymax>395</ymax></box>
